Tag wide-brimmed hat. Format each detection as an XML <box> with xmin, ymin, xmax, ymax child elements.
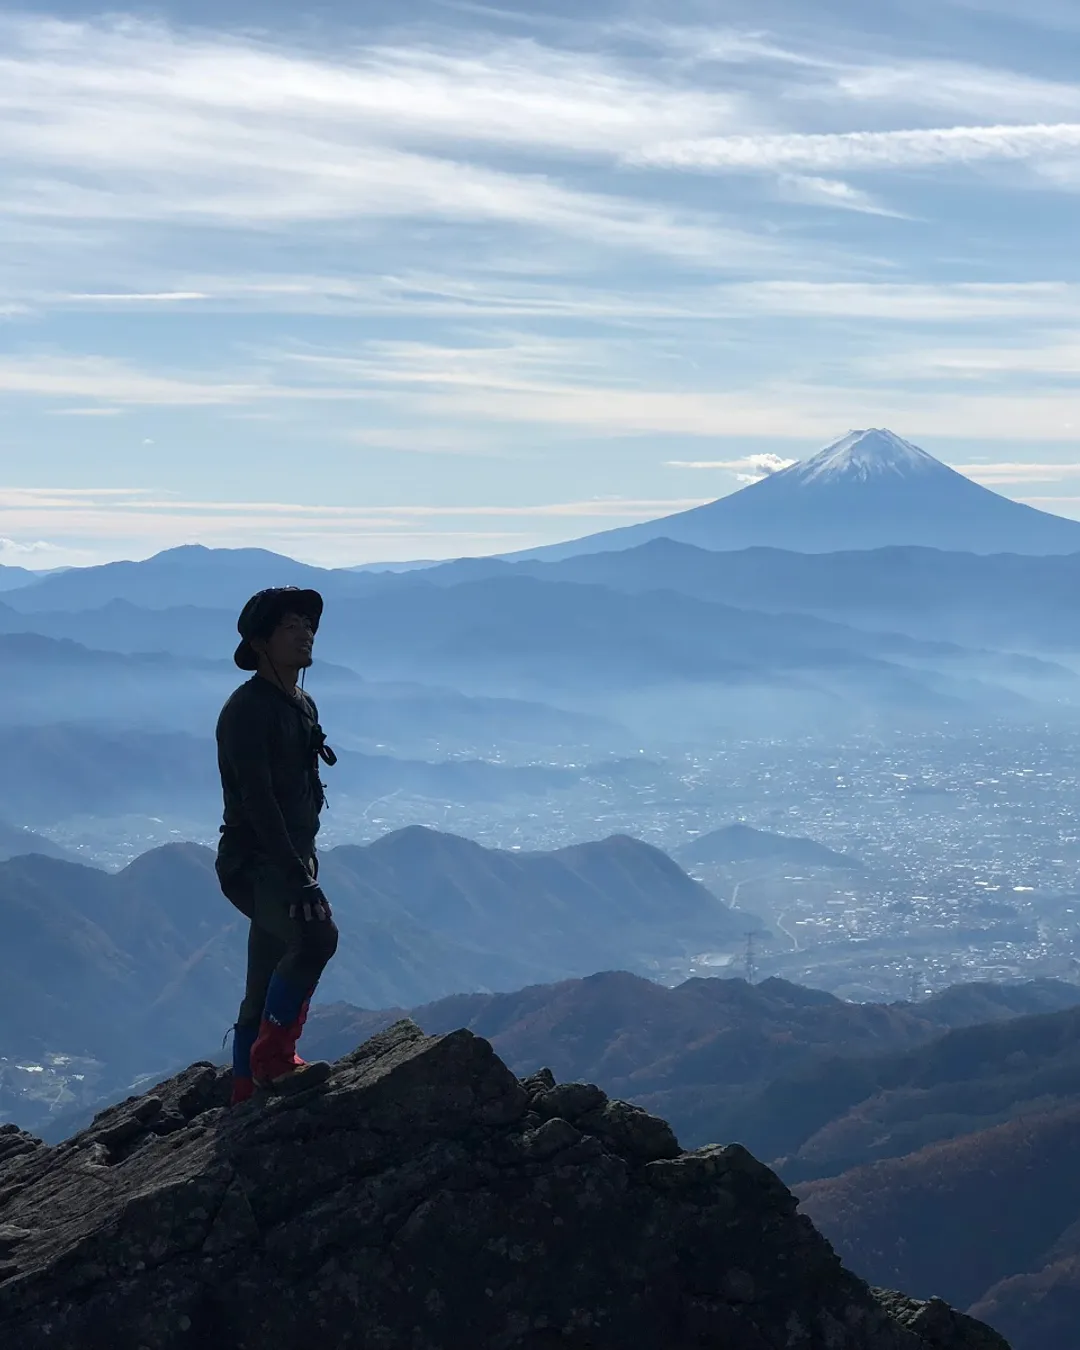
<box><xmin>234</xmin><ymin>587</ymin><xmax>324</xmax><ymax>670</ymax></box>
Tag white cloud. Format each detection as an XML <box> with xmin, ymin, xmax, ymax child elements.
<box><xmin>63</xmin><ymin>291</ymin><xmax>209</xmax><ymax>302</ymax></box>
<box><xmin>0</xmin><ymin>355</ymin><xmax>269</xmax><ymax>406</ymax></box>
<box><xmin>869</xmin><ymin>339</ymin><xmax>1080</xmax><ymax>377</ymax></box>
<box><xmin>724</xmin><ymin>282</ymin><xmax>1080</xmax><ymax>321</ymax></box>
<box><xmin>818</xmin><ymin>60</ymin><xmax>1080</xmax><ymax>122</ymax></box>
<box><xmin>25</xmin><ymin>274</ymin><xmax>1080</xmax><ymax>328</ymax></box>
<box><xmin>46</xmin><ymin>405</ymin><xmax>125</xmax><ymax>416</ymax></box>
<box><xmin>0</xmin><ymin>536</ymin><xmax>61</xmax><ymax>557</ymax></box>
<box><xmin>667</xmin><ymin>453</ymin><xmax>798</xmax><ymax>482</ymax></box>
<box><xmin>634</xmin><ymin>122</ymin><xmax>1080</xmax><ymax>174</ymax></box>
<box><xmin>0</xmin><ymin>16</ymin><xmax>774</xmax><ymax>269</ymax></box>
<box><xmin>0</xmin><ymin>17</ymin><xmax>738</xmax><ymax>157</ymax></box>
<box><xmin>0</xmin><ymin>353</ymin><xmax>390</xmax><ymax>408</ymax></box>
<box><xmin>776</xmin><ymin>174</ymin><xmax>906</xmax><ymax>217</ymax></box>
<box><xmin>952</xmin><ymin>461</ymin><xmax>1080</xmax><ymax>484</ymax></box>
<box><xmin>0</xmin><ymin>486</ymin><xmax>713</xmax><ymax>566</ymax></box>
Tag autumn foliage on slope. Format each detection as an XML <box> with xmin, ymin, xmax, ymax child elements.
<box><xmin>970</xmin><ymin>1254</ymin><xmax>1080</xmax><ymax>1350</ymax></box>
<box><xmin>798</xmin><ymin>1103</ymin><xmax>1080</xmax><ymax>1349</ymax></box>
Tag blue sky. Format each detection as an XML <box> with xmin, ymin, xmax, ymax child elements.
<box><xmin>3</xmin><ymin>0</ymin><xmax>1080</xmax><ymax>566</ymax></box>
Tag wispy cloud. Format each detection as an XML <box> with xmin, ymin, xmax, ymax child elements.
<box><xmin>62</xmin><ymin>291</ymin><xmax>210</xmax><ymax>303</ymax></box>
<box><xmin>0</xmin><ymin>16</ymin><xmax>775</xmax><ymax>268</ymax></box>
<box><xmin>0</xmin><ymin>355</ymin><xmax>270</xmax><ymax>406</ymax></box>
<box><xmin>723</xmin><ymin>282</ymin><xmax>1080</xmax><ymax>321</ymax></box>
<box><xmin>5</xmin><ymin>8</ymin><xmax>1080</xmax><ymax>561</ymax></box>
<box><xmin>46</xmin><ymin>405</ymin><xmax>126</xmax><ymax>417</ymax></box>
<box><xmin>0</xmin><ymin>485</ymin><xmax>711</xmax><ymax>566</ymax></box>
<box><xmin>265</xmin><ymin>335</ymin><xmax>1080</xmax><ymax>441</ymax></box>
<box><xmin>635</xmin><ymin>122</ymin><xmax>1080</xmax><ymax>174</ymax></box>
<box><xmin>0</xmin><ymin>536</ymin><xmax>64</xmax><ymax>559</ymax></box>
<box><xmin>776</xmin><ymin>174</ymin><xmax>907</xmax><ymax>218</ymax></box>
<box><xmin>667</xmin><ymin>453</ymin><xmax>798</xmax><ymax>482</ymax></box>
<box><xmin>23</xmin><ymin>275</ymin><xmax>1080</xmax><ymax>328</ymax></box>
<box><xmin>869</xmin><ymin>339</ymin><xmax>1080</xmax><ymax>378</ymax></box>
<box><xmin>816</xmin><ymin>60</ymin><xmax>1080</xmax><ymax>122</ymax></box>
<box><xmin>954</xmin><ymin>461</ymin><xmax>1080</xmax><ymax>483</ymax></box>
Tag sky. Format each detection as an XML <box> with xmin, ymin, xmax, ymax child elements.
<box><xmin>3</xmin><ymin>0</ymin><xmax>1080</xmax><ymax>567</ymax></box>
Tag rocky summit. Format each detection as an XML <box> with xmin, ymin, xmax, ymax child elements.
<box><xmin>0</xmin><ymin>1021</ymin><xmax>1008</xmax><ymax>1350</ymax></box>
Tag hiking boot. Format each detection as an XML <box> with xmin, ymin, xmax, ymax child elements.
<box><xmin>230</xmin><ymin>1076</ymin><xmax>256</xmax><ymax>1107</ymax></box>
<box><xmin>250</xmin><ymin>1019</ymin><xmax>297</xmax><ymax>1085</ymax></box>
<box><xmin>287</xmin><ymin>995</ymin><xmax>313</xmax><ymax>1067</ymax></box>
<box><xmin>230</xmin><ymin>1023</ymin><xmax>259</xmax><ymax>1107</ymax></box>
<box><xmin>250</xmin><ymin>1018</ymin><xmax>330</xmax><ymax>1091</ymax></box>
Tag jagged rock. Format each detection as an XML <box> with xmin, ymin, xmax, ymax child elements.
<box><xmin>873</xmin><ymin>1292</ymin><xmax>1010</xmax><ymax>1350</ymax></box>
<box><xmin>0</xmin><ymin>1019</ymin><xmax>1010</xmax><ymax>1350</ymax></box>
<box><xmin>576</xmin><ymin>1097</ymin><xmax>682</xmax><ymax>1161</ymax></box>
<box><xmin>520</xmin><ymin>1067</ymin><xmax>557</xmax><ymax>1097</ymax></box>
<box><xmin>531</xmin><ymin>1081</ymin><xmax>607</xmax><ymax>1122</ymax></box>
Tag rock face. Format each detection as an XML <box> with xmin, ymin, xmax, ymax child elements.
<box><xmin>0</xmin><ymin>1021</ymin><xmax>1009</xmax><ymax>1350</ymax></box>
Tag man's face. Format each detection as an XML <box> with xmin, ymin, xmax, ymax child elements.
<box><xmin>263</xmin><ymin>610</ymin><xmax>315</xmax><ymax>669</ymax></box>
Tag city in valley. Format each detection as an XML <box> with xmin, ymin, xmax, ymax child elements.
<box><xmin>35</xmin><ymin>717</ymin><xmax>1080</xmax><ymax>1004</ymax></box>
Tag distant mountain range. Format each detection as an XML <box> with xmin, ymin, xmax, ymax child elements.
<box><xmin>675</xmin><ymin>823</ymin><xmax>863</xmax><ymax>871</ymax></box>
<box><xmin>0</xmin><ymin>628</ymin><xmax>619</xmax><ymax>755</ymax></box>
<box><xmin>0</xmin><ymin>563</ymin><xmax>51</xmax><ymax>592</ymax></box>
<box><xmin>300</xmin><ymin>971</ymin><xmax>1080</xmax><ymax>1156</ymax></box>
<box><xmin>0</xmin><ymin>819</ymin><xmax>73</xmax><ymax>863</ymax></box>
<box><xmin>432</xmin><ymin>538</ymin><xmax>1080</xmax><ymax>651</ymax></box>
<box><xmin>0</xmin><ymin>544</ymin><xmax>378</xmax><ymax>612</ymax></box>
<box><xmin>2</xmin><ymin>492</ymin><xmax>1080</xmax><ymax>759</ymax></box>
<box><xmin>10</xmin><ymin>539</ymin><xmax>1080</xmax><ymax>659</ymax></box>
<box><xmin>0</xmin><ymin>723</ymin><xmax>589</xmax><ymax>832</ymax></box>
<box><xmin>0</xmin><ymin>828</ymin><xmax>747</xmax><ymax>1131</ymax></box>
<box><xmin>0</xmin><ymin>577</ymin><xmax>1053</xmax><ymax>741</ymax></box>
<box><xmin>505</xmin><ymin>429</ymin><xmax>1080</xmax><ymax>559</ymax></box>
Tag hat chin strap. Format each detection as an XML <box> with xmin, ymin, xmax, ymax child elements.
<box><xmin>264</xmin><ymin>651</ymin><xmax>298</xmax><ymax>698</ymax></box>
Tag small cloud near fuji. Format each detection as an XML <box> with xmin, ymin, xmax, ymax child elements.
<box><xmin>667</xmin><ymin>453</ymin><xmax>798</xmax><ymax>483</ymax></box>
<box><xmin>0</xmin><ymin>537</ymin><xmax>62</xmax><ymax>560</ymax></box>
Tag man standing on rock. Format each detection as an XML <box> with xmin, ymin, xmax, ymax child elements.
<box><xmin>215</xmin><ymin>586</ymin><xmax>340</xmax><ymax>1104</ymax></box>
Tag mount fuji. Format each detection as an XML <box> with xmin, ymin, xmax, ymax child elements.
<box><xmin>511</xmin><ymin>429</ymin><xmax>1080</xmax><ymax>559</ymax></box>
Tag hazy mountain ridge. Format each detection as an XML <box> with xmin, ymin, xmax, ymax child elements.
<box><xmin>0</xmin><ymin>543</ymin><xmax>385</xmax><ymax>612</ymax></box>
<box><xmin>0</xmin><ymin>543</ymin><xmax>1074</xmax><ymax>752</ymax></box>
<box><xmin>675</xmin><ymin>822</ymin><xmax>864</xmax><ymax>871</ymax></box>
<box><xmin>0</xmin><ymin>627</ymin><xmax>615</xmax><ymax>754</ymax></box>
<box><xmin>0</xmin><ymin>723</ymin><xmax>583</xmax><ymax>835</ymax></box>
<box><xmin>0</xmin><ymin>829</ymin><xmax>750</xmax><ymax>1132</ymax></box>
<box><xmin>424</xmin><ymin>539</ymin><xmax>1080</xmax><ymax>653</ymax></box>
<box><xmin>0</xmin><ymin>820</ymin><xmax>74</xmax><ymax>863</ymax></box>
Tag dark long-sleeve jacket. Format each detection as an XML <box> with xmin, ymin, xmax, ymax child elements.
<box><xmin>216</xmin><ymin>676</ymin><xmax>327</xmax><ymax>889</ymax></box>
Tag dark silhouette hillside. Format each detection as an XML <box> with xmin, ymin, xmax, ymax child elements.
<box><xmin>800</xmin><ymin>1105</ymin><xmax>1080</xmax><ymax>1350</ymax></box>
<box><xmin>299</xmin><ymin>973</ymin><xmax>1080</xmax><ymax>1155</ymax></box>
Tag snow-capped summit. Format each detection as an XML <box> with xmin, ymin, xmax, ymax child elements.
<box><xmin>508</xmin><ymin>428</ymin><xmax>1080</xmax><ymax>560</ymax></box>
<box><xmin>782</xmin><ymin>428</ymin><xmax>944</xmax><ymax>485</ymax></box>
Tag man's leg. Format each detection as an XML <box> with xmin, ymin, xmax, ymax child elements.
<box><xmin>230</xmin><ymin>915</ymin><xmax>286</xmax><ymax>1105</ymax></box>
<box><xmin>247</xmin><ymin>859</ymin><xmax>339</xmax><ymax>1087</ymax></box>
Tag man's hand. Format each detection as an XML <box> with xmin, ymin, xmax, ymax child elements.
<box><xmin>290</xmin><ymin>884</ymin><xmax>332</xmax><ymax>922</ymax></box>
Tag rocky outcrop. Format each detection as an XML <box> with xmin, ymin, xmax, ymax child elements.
<box><xmin>0</xmin><ymin>1020</ymin><xmax>1009</xmax><ymax>1350</ymax></box>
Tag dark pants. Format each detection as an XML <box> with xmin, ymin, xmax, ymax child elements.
<box><xmin>220</xmin><ymin>855</ymin><xmax>339</xmax><ymax>1031</ymax></box>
